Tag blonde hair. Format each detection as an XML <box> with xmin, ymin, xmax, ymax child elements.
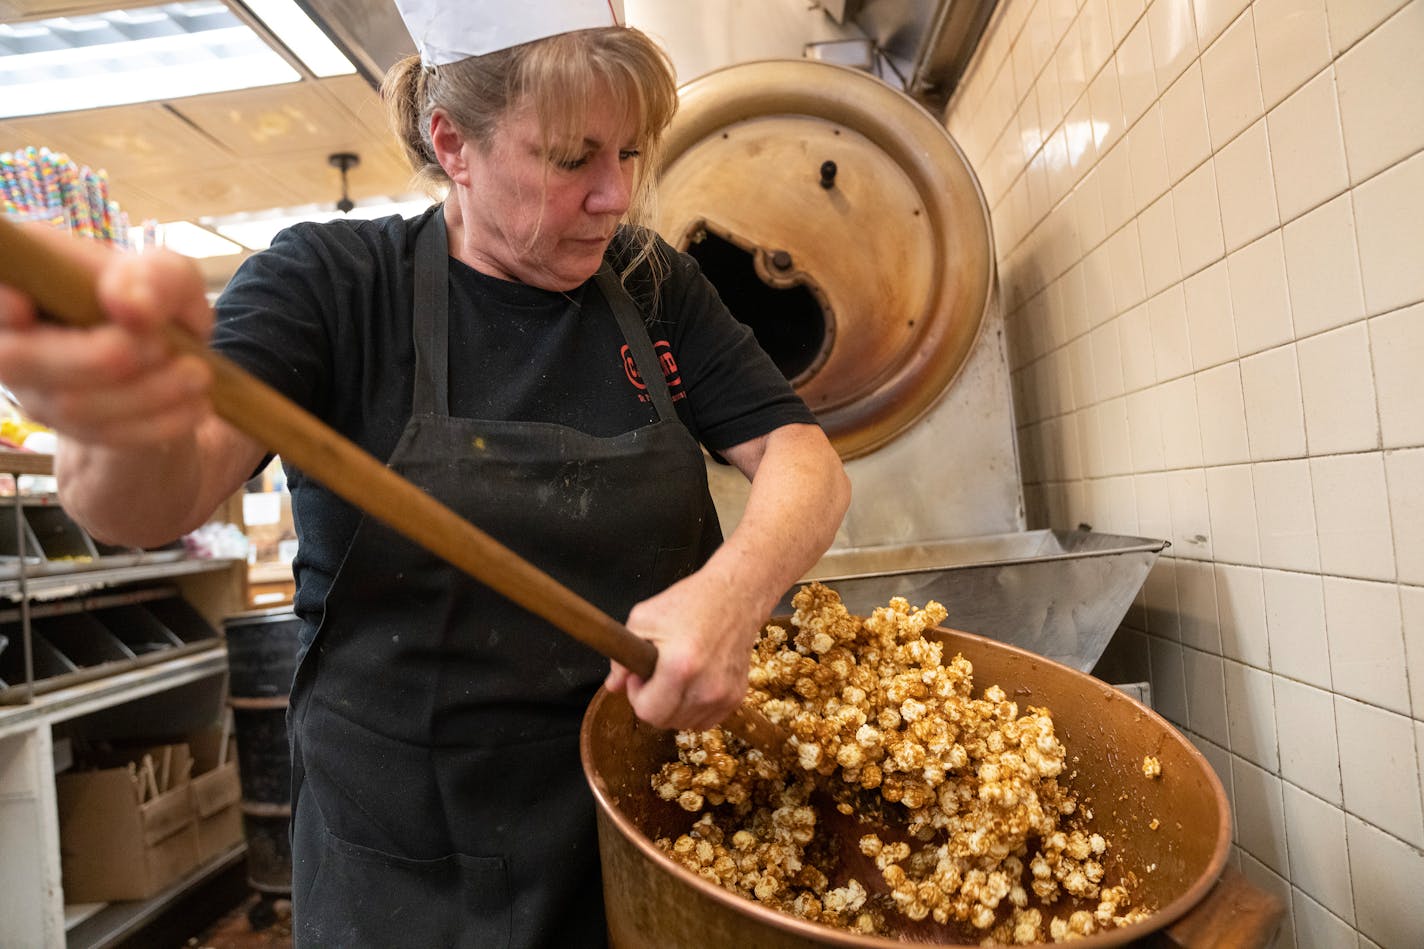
<box><xmin>382</xmin><ymin>27</ymin><xmax>678</xmax><ymax>284</ymax></box>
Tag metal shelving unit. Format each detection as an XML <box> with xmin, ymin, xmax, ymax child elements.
<box><xmin>0</xmin><ymin>450</ymin><xmax>246</xmax><ymax>947</ymax></box>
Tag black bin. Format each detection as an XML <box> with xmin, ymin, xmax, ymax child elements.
<box><xmin>224</xmin><ymin>607</ymin><xmax>302</xmax><ymax>898</ymax></box>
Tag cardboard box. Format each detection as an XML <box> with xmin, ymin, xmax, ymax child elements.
<box><xmin>56</xmin><ymin>758</ymin><xmax>200</xmax><ymax>902</ymax></box>
<box><xmin>188</xmin><ymin>730</ymin><xmax>243</xmax><ymax>861</ymax></box>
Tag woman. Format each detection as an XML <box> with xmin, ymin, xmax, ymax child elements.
<box><xmin>0</xmin><ymin>6</ymin><xmax>849</xmax><ymax>947</ymax></box>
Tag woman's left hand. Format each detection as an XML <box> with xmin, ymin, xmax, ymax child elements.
<box><xmin>605</xmin><ymin>564</ymin><xmax>765</xmax><ymax>731</ymax></box>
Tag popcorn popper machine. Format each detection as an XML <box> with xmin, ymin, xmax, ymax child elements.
<box><xmin>654</xmin><ymin>60</ymin><xmax>1165</xmax><ymax>674</ymax></box>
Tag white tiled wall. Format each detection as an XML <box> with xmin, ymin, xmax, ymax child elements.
<box><xmin>945</xmin><ymin>0</ymin><xmax>1424</xmax><ymax>944</ymax></box>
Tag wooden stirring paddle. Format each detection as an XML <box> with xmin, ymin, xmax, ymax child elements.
<box><xmin>0</xmin><ymin>216</ymin><xmax>787</xmax><ymax>754</ymax></box>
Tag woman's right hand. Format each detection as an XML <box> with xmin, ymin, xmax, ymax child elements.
<box><xmin>0</xmin><ymin>224</ymin><xmax>215</xmax><ymax>447</ymax></box>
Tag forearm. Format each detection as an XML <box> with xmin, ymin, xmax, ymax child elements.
<box><xmin>55</xmin><ymin>415</ymin><xmax>261</xmax><ymax>548</ymax></box>
<box><xmin>707</xmin><ymin>424</ymin><xmax>850</xmax><ymax>618</ymax></box>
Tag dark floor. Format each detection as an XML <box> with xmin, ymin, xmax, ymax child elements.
<box><xmin>186</xmin><ymin>894</ymin><xmax>293</xmax><ymax>949</ymax></box>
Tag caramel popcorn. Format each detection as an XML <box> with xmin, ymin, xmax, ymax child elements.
<box><xmin>1142</xmin><ymin>755</ymin><xmax>1162</xmax><ymax>779</ymax></box>
<box><xmin>652</xmin><ymin>584</ymin><xmax>1152</xmax><ymax>944</ymax></box>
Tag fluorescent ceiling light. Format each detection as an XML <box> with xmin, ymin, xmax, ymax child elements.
<box><xmin>204</xmin><ymin>196</ymin><xmax>435</xmax><ymax>251</ymax></box>
<box><xmin>241</xmin><ymin>0</ymin><xmax>355</xmax><ymax>78</ymax></box>
<box><xmin>0</xmin><ymin>2</ymin><xmax>301</xmax><ymax>119</ymax></box>
<box><xmin>159</xmin><ymin>220</ymin><xmax>245</xmax><ymax>258</ymax></box>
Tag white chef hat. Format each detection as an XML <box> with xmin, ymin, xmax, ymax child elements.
<box><xmin>394</xmin><ymin>0</ymin><xmax>627</xmax><ymax>67</ymax></box>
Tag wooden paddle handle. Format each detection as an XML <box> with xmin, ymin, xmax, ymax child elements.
<box><xmin>0</xmin><ymin>216</ymin><xmax>659</xmax><ymax>680</ymax></box>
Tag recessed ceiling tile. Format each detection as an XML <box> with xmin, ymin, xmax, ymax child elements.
<box><xmin>4</xmin><ymin>103</ymin><xmax>236</xmax><ymax>180</ymax></box>
<box><xmin>252</xmin><ymin>143</ymin><xmax>417</xmax><ymax>207</ymax></box>
<box><xmin>123</xmin><ymin>164</ymin><xmax>307</xmax><ymax>220</ymax></box>
<box><xmin>168</xmin><ymin>83</ymin><xmax>367</xmax><ymax>158</ymax></box>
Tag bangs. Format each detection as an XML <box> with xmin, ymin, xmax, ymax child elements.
<box><xmin>513</xmin><ymin>28</ymin><xmax>678</xmax><ymax>159</ymax></box>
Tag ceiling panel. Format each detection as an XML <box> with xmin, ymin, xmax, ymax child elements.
<box><xmin>125</xmin><ymin>163</ymin><xmax>310</xmax><ymax>220</ymax></box>
<box><xmin>252</xmin><ymin>141</ymin><xmax>415</xmax><ymax>208</ymax></box>
<box><xmin>319</xmin><ymin>74</ymin><xmax>398</xmax><ymax>141</ymax></box>
<box><xmin>167</xmin><ymin>83</ymin><xmax>374</xmax><ymax>159</ymax></box>
<box><xmin>4</xmin><ymin>103</ymin><xmax>238</xmax><ymax>180</ymax></box>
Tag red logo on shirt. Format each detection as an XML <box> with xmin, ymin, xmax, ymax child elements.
<box><xmin>621</xmin><ymin>340</ymin><xmax>682</xmax><ymax>397</ymax></box>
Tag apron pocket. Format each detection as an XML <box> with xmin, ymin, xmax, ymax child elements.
<box><xmin>301</xmin><ymin>827</ymin><xmax>511</xmax><ymax>949</ymax></box>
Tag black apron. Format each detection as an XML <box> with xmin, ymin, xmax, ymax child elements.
<box><xmin>287</xmin><ymin>210</ymin><xmax>720</xmax><ymax>948</ymax></box>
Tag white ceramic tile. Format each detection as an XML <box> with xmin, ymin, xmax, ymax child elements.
<box><xmin>1253</xmin><ymin>460</ymin><xmax>1322</xmax><ymax>572</ymax></box>
<box><xmin>1323</xmin><ymin>0</ymin><xmax>1411</xmax><ymax>54</ymax></box>
<box><xmin>1080</xmin><ymin>0</ymin><xmax>1118</xmax><ymax>79</ymax></box>
<box><xmin>1254</xmin><ymin>0</ymin><xmax>1334</xmax><ymax>110</ymax></box>
<box><xmin>1353</xmin><ymin>151</ymin><xmax>1424</xmax><ymax>317</ymax></box>
<box><xmin>1107</xmin><ymin>220</ymin><xmax>1148</xmax><ymax>312</ymax></box>
<box><xmin>1148</xmin><ymin>0</ymin><xmax>1199</xmax><ymax>92</ymax></box>
<box><xmin>1346</xmin><ymin>813</ymin><xmax>1424</xmax><ymax>949</ymax></box>
<box><xmin>1200</xmin><ymin>9</ymin><xmax>1266</xmax><ymax>150</ymax></box>
<box><xmin>1263</xmin><ymin>568</ymin><xmax>1331</xmax><ymax>686</ymax></box>
<box><xmin>1227</xmin><ymin>231</ymin><xmax>1295</xmax><ymax>356</ymax></box>
<box><xmin>1403</xmin><ymin>585</ymin><xmax>1424</xmax><ymax>717</ymax></box>
<box><xmin>1184</xmin><ymin>260</ymin><xmax>1238</xmax><ymax>370</ymax></box>
<box><xmin>1174</xmin><ymin>159</ymin><xmax>1227</xmax><ymax>275</ymax></box>
<box><xmin>1012</xmin><ymin>32</ymin><xmax>1042</xmax><ymax>116</ymax></box>
<box><xmin>1026</xmin><ymin>150</ymin><xmax>1052</xmax><ymax>225</ymax></box>
<box><xmin>1266</xmin><ymin>66</ymin><xmax>1351</xmax><ymax>225</ymax></box>
<box><xmin>1196</xmin><ymin>363</ymin><xmax>1252</xmax><ymax>465</ymax></box>
<box><xmin>1036</xmin><ymin>72</ymin><xmax>1065</xmax><ymax>153</ymax></box>
<box><xmin>1083</xmin><ymin>242</ymin><xmax>1117</xmax><ymax>325</ymax></box>
<box><xmin>1183</xmin><ymin>646</ymin><xmax>1230</xmax><ymax>741</ymax></box>
<box><xmin>1064</xmin><ymin>92</ymin><xmax>1099</xmax><ymax>185</ymax></box>
<box><xmin>1215</xmin><ymin>562</ymin><xmax>1269</xmax><ymax>662</ymax></box>
<box><xmin>1118</xmin><ymin>301</ymin><xmax>1157</xmax><ymax>392</ymax></box>
<box><xmin>1282</xmin><ymin>783</ymin><xmax>1356</xmax><ymax>922</ymax></box>
<box><xmin>1069</xmin><ymin>333</ymin><xmax>1096</xmax><ymax>409</ymax></box>
<box><xmin>1324</xmin><ymin>577</ymin><xmax>1410</xmax><ymax>714</ymax></box>
<box><xmin>1061</xmin><ymin>261</ymin><xmax>1092</xmax><ymax>342</ymax></box>
<box><xmin>1108</xmin><ymin>0</ymin><xmax>1148</xmax><ymax>47</ymax></box>
<box><xmin>1385</xmin><ymin>449</ymin><xmax>1424</xmax><ymax>586</ymax></box>
<box><xmin>1098</xmin><ymin>398</ymin><xmax>1134</xmax><ymax>477</ymax></box>
<box><xmin>1292</xmin><ymin>888</ymin><xmax>1358</xmax><ymax>949</ymax></box>
<box><xmin>1160</xmin><ymin>376</ymin><xmax>1207</xmax><ymax>471</ymax></box>
<box><xmin>1089</xmin><ymin>62</ymin><xmax>1128</xmax><ymax>158</ymax></box>
<box><xmin>1312</xmin><ymin>453</ymin><xmax>1397</xmax><ymax>582</ymax></box>
<box><xmin>1176</xmin><ymin>540</ymin><xmax>1222</xmax><ymax>640</ymax></box>
<box><xmin>1195</xmin><ymin>736</ymin><xmax>1236</xmax><ymax>810</ymax></box>
<box><xmin>1099</xmin><ymin>143</ymin><xmax>1137</xmax><ymax>240</ymax></box>
<box><xmin>1194</xmin><ymin>0</ymin><xmax>1253</xmax><ymax>47</ymax></box>
<box><xmin>1336</xmin><ymin>696</ymin><xmax>1424</xmax><ymax>846</ymax></box>
<box><xmin>1137</xmin><ymin>192</ymin><xmax>1182</xmax><ymax>296</ymax></box>
<box><xmin>1148</xmin><ymin>634</ymin><xmax>1190</xmax><ymax>724</ymax></box>
<box><xmin>1224</xmin><ymin>659</ymin><xmax>1280</xmax><ymax>768</ymax></box>
<box><xmin>1118</xmin><ymin>18</ymin><xmax>1159</xmax><ymax>128</ymax></box>
<box><xmin>1208</xmin><ymin>465</ymin><xmax>1262</xmax><ymax>565</ymax></box>
<box><xmin>1297</xmin><ymin>324</ymin><xmax>1382</xmax><ymax>455</ymax></box>
<box><xmin>1213</xmin><ymin>119</ymin><xmax>1281</xmax><ymax>252</ymax></box>
<box><xmin>1161</xmin><ymin>62</ymin><xmax>1213</xmax><ymax>184</ymax></box>
<box><xmin>1275</xmin><ymin>676</ymin><xmax>1343</xmax><ymax>802</ymax></box>
<box><xmin>1056</xmin><ymin>19</ymin><xmax>1090</xmax><ymax>112</ymax></box>
<box><xmin>1137</xmin><ymin>470</ymin><xmax>1174</xmax><ymax>545</ymax></box>
<box><xmin>1077</xmin><ymin>405</ymin><xmax>1106</xmax><ymax>478</ymax></box>
<box><xmin>1232</xmin><ymin>755</ymin><xmax>1290</xmax><ymax>872</ymax></box>
<box><xmin>1092</xmin><ymin>320</ymin><xmax>1128</xmax><ymax>403</ymax></box>
<box><xmin>1369</xmin><ymin>303</ymin><xmax>1424</xmax><ymax>449</ymax></box>
<box><xmin>1282</xmin><ymin>193</ymin><xmax>1368</xmax><ymax>337</ymax></box>
<box><xmin>1334</xmin><ymin>1</ymin><xmax>1424</xmax><ymax>186</ymax></box>
<box><xmin>1241</xmin><ymin>345</ymin><xmax>1308</xmax><ymax>461</ymax></box>
<box><xmin>1149</xmin><ymin>284</ymin><xmax>1194</xmax><ymax>382</ymax></box>
<box><xmin>1128</xmin><ymin>388</ymin><xmax>1167</xmax><ymax>472</ymax></box>
<box><xmin>1126</xmin><ymin>103</ymin><xmax>1169</xmax><ymax>206</ymax></box>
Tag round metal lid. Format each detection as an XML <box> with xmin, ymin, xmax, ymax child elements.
<box><xmin>657</xmin><ymin>59</ymin><xmax>995</xmax><ymax>459</ymax></box>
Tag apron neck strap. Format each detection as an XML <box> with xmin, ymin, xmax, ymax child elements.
<box><xmin>595</xmin><ymin>265</ymin><xmax>679</xmax><ymax>423</ymax></box>
<box><xmin>412</xmin><ymin>205</ymin><xmax>451</xmax><ymax>417</ymax></box>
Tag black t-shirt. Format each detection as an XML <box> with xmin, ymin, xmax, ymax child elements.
<box><xmin>211</xmin><ymin>206</ymin><xmax>815</xmax><ymax>621</ymax></box>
